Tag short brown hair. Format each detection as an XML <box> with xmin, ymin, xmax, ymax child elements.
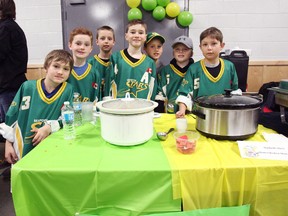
<box><xmin>69</xmin><ymin>27</ymin><xmax>93</xmax><ymax>45</ymax></box>
<box><xmin>96</xmin><ymin>25</ymin><xmax>115</xmax><ymax>41</ymax></box>
<box><xmin>44</xmin><ymin>50</ymin><xmax>74</xmax><ymax>72</ymax></box>
<box><xmin>200</xmin><ymin>27</ymin><xmax>223</xmax><ymax>43</ymax></box>
<box><xmin>125</xmin><ymin>19</ymin><xmax>147</xmax><ymax>33</ymax></box>
<box><xmin>0</xmin><ymin>0</ymin><xmax>16</xmax><ymax>19</ymax></box>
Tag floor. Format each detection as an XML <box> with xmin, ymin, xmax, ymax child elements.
<box><xmin>0</xmin><ymin>141</ymin><xmax>16</xmax><ymax>216</ymax></box>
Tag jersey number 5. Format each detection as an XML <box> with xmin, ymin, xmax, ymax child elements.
<box><xmin>194</xmin><ymin>78</ymin><xmax>200</xmax><ymax>90</ymax></box>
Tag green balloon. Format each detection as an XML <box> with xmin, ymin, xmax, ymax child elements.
<box><xmin>152</xmin><ymin>6</ymin><xmax>166</xmax><ymax>21</ymax></box>
<box><xmin>177</xmin><ymin>11</ymin><xmax>193</xmax><ymax>27</ymax></box>
<box><xmin>142</xmin><ymin>0</ymin><xmax>157</xmax><ymax>11</ymax></box>
<box><xmin>157</xmin><ymin>0</ymin><xmax>170</xmax><ymax>7</ymax></box>
<box><xmin>127</xmin><ymin>8</ymin><xmax>142</xmax><ymax>21</ymax></box>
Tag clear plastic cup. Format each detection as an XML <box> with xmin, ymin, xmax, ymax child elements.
<box><xmin>176</xmin><ymin>118</ymin><xmax>187</xmax><ymax>133</ymax></box>
<box><xmin>81</xmin><ymin>102</ymin><xmax>93</xmax><ymax>123</ymax></box>
<box><xmin>173</xmin><ymin>131</ymin><xmax>200</xmax><ymax>154</ymax></box>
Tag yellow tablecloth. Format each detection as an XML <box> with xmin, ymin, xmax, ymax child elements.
<box><xmin>154</xmin><ymin>114</ymin><xmax>288</xmax><ymax>216</ymax></box>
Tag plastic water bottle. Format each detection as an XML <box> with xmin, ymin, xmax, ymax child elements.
<box><xmin>92</xmin><ymin>104</ymin><xmax>97</xmax><ymax>125</ymax></box>
<box><xmin>61</xmin><ymin>101</ymin><xmax>76</xmax><ymax>140</ymax></box>
<box><xmin>73</xmin><ymin>92</ymin><xmax>82</xmax><ymax>127</ymax></box>
<box><xmin>92</xmin><ymin>96</ymin><xmax>98</xmax><ymax>125</ymax></box>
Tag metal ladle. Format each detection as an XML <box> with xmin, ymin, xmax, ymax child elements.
<box><xmin>167</xmin><ymin>103</ymin><xmax>174</xmax><ymax>113</ymax></box>
<box><xmin>157</xmin><ymin>128</ymin><xmax>175</xmax><ymax>141</ymax></box>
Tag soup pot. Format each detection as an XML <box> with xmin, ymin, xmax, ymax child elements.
<box><xmin>96</xmin><ymin>95</ymin><xmax>158</xmax><ymax>146</ymax></box>
<box><xmin>192</xmin><ymin>90</ymin><xmax>263</xmax><ymax>140</ymax></box>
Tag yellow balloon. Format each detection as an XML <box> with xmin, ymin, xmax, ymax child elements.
<box><xmin>126</xmin><ymin>0</ymin><xmax>141</xmax><ymax>8</ymax></box>
<box><xmin>166</xmin><ymin>2</ymin><xmax>180</xmax><ymax>18</ymax></box>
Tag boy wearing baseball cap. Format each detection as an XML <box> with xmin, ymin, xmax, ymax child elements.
<box><xmin>144</xmin><ymin>32</ymin><xmax>165</xmax><ymax>74</ymax></box>
<box><xmin>155</xmin><ymin>35</ymin><xmax>194</xmax><ymax>113</ymax></box>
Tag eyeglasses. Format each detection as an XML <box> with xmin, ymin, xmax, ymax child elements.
<box><xmin>174</xmin><ymin>48</ymin><xmax>191</xmax><ymax>53</ymax></box>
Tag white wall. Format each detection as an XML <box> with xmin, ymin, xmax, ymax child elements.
<box><xmin>14</xmin><ymin>0</ymin><xmax>63</xmax><ymax>64</ymax></box>
<box><xmin>189</xmin><ymin>0</ymin><xmax>288</xmax><ymax>61</ymax></box>
<box><xmin>14</xmin><ymin>0</ymin><xmax>288</xmax><ymax>64</ymax></box>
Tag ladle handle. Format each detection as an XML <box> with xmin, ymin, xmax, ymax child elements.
<box><xmin>167</xmin><ymin>128</ymin><xmax>175</xmax><ymax>134</ymax></box>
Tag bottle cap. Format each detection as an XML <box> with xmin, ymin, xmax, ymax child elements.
<box><xmin>74</xmin><ymin>92</ymin><xmax>80</xmax><ymax>98</ymax></box>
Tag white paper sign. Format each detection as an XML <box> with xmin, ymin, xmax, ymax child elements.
<box><xmin>237</xmin><ymin>140</ymin><xmax>288</xmax><ymax>161</ymax></box>
<box><xmin>262</xmin><ymin>132</ymin><xmax>288</xmax><ymax>143</ymax></box>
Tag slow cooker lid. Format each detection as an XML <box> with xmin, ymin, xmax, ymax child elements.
<box><xmin>102</xmin><ymin>98</ymin><xmax>154</xmax><ymax>109</ymax></box>
<box><xmin>97</xmin><ymin>92</ymin><xmax>158</xmax><ymax>114</ymax></box>
<box><xmin>196</xmin><ymin>92</ymin><xmax>262</xmax><ymax>109</ymax></box>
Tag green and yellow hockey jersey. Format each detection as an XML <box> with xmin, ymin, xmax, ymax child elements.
<box><xmin>104</xmin><ymin>50</ymin><xmax>157</xmax><ymax>100</ymax></box>
<box><xmin>67</xmin><ymin>63</ymin><xmax>101</xmax><ymax>102</ymax></box>
<box><xmin>176</xmin><ymin>59</ymin><xmax>238</xmax><ymax>110</ymax></box>
<box><xmin>88</xmin><ymin>55</ymin><xmax>110</xmax><ymax>100</ymax></box>
<box><xmin>5</xmin><ymin>79</ymin><xmax>73</xmax><ymax>158</ymax></box>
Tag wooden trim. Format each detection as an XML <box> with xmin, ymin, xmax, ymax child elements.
<box><xmin>249</xmin><ymin>61</ymin><xmax>288</xmax><ymax>66</ymax></box>
<box><xmin>247</xmin><ymin>61</ymin><xmax>288</xmax><ymax>92</ymax></box>
<box><xmin>25</xmin><ymin>62</ymin><xmax>288</xmax><ymax>92</ymax></box>
<box><xmin>27</xmin><ymin>64</ymin><xmax>44</xmax><ymax>68</ymax></box>
<box><xmin>26</xmin><ymin>64</ymin><xmax>46</xmax><ymax>80</ymax></box>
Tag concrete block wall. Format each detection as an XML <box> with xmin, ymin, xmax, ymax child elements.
<box><xmin>189</xmin><ymin>0</ymin><xmax>288</xmax><ymax>61</ymax></box>
<box><xmin>14</xmin><ymin>0</ymin><xmax>63</xmax><ymax>64</ymax></box>
<box><xmin>14</xmin><ymin>0</ymin><xmax>288</xmax><ymax>64</ymax></box>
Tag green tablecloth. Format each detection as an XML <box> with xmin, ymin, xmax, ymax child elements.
<box><xmin>12</xmin><ymin>123</ymin><xmax>181</xmax><ymax>216</ymax></box>
<box><xmin>145</xmin><ymin>205</ymin><xmax>250</xmax><ymax>216</ymax></box>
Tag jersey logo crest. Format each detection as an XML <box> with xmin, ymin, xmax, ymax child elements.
<box><xmin>92</xmin><ymin>82</ymin><xmax>98</xmax><ymax>89</ymax></box>
<box><xmin>126</xmin><ymin>79</ymin><xmax>148</xmax><ymax>97</ymax></box>
<box><xmin>181</xmin><ymin>78</ymin><xmax>189</xmax><ymax>87</ymax></box>
<box><xmin>146</xmin><ymin>68</ymin><xmax>152</xmax><ymax>74</ymax></box>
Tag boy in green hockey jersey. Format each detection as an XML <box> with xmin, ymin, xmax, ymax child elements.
<box><xmin>144</xmin><ymin>32</ymin><xmax>165</xmax><ymax>75</ymax></box>
<box><xmin>155</xmin><ymin>36</ymin><xmax>194</xmax><ymax>113</ymax></box>
<box><xmin>68</xmin><ymin>27</ymin><xmax>101</xmax><ymax>102</ymax></box>
<box><xmin>176</xmin><ymin>27</ymin><xmax>239</xmax><ymax>118</ymax></box>
<box><xmin>1</xmin><ymin>50</ymin><xmax>74</xmax><ymax>163</ymax></box>
<box><xmin>88</xmin><ymin>25</ymin><xmax>115</xmax><ymax>101</ymax></box>
<box><xmin>104</xmin><ymin>19</ymin><xmax>157</xmax><ymax>100</ymax></box>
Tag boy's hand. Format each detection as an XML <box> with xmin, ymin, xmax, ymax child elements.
<box><xmin>5</xmin><ymin>140</ymin><xmax>18</xmax><ymax>164</ymax></box>
<box><xmin>31</xmin><ymin>125</ymin><xmax>51</xmax><ymax>146</ymax></box>
<box><xmin>176</xmin><ymin>103</ymin><xmax>186</xmax><ymax>118</ymax></box>
<box><xmin>176</xmin><ymin>110</ymin><xmax>185</xmax><ymax>118</ymax></box>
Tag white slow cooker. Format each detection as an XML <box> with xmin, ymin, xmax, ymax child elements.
<box><xmin>96</xmin><ymin>95</ymin><xmax>158</xmax><ymax>146</ymax></box>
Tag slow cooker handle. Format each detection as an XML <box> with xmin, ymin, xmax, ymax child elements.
<box><xmin>191</xmin><ymin>110</ymin><xmax>206</xmax><ymax>120</ymax></box>
<box><xmin>224</xmin><ymin>89</ymin><xmax>233</xmax><ymax>97</ymax></box>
